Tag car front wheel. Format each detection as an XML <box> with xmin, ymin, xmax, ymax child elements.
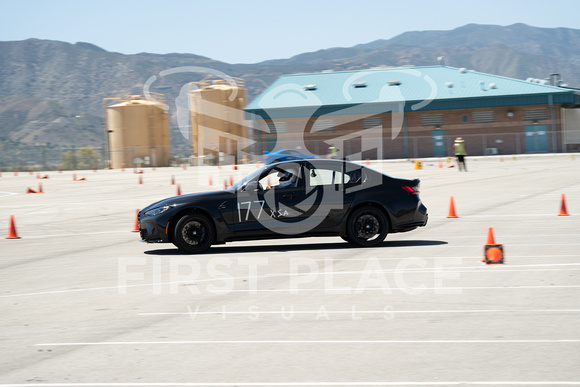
<box><xmin>173</xmin><ymin>213</ymin><xmax>214</xmax><ymax>254</ymax></box>
<box><xmin>346</xmin><ymin>206</ymin><xmax>389</xmax><ymax>247</ymax></box>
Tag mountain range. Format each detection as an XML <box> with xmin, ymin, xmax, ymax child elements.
<box><xmin>1</xmin><ymin>23</ymin><xmax>579</xmax><ymax>159</ymax></box>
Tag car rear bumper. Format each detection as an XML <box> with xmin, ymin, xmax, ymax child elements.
<box><xmin>392</xmin><ymin>202</ymin><xmax>428</xmax><ymax>232</ymax></box>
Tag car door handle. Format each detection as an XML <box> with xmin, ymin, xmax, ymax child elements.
<box><xmin>282</xmin><ymin>193</ymin><xmax>296</xmax><ymax>199</ymax></box>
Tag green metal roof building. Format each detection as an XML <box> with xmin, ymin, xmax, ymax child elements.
<box><xmin>245</xmin><ymin>66</ymin><xmax>580</xmax><ymax>159</ymax></box>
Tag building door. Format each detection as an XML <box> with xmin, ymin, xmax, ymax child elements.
<box><xmin>524</xmin><ymin>125</ymin><xmax>548</xmax><ymax>153</ymax></box>
<box><xmin>432</xmin><ymin>129</ymin><xmax>445</xmax><ymax>157</ymax></box>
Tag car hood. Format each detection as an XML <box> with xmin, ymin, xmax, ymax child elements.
<box><xmin>142</xmin><ymin>190</ymin><xmax>233</xmax><ymax>212</ymax></box>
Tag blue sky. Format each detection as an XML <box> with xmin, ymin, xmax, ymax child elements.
<box><xmin>1</xmin><ymin>0</ymin><xmax>579</xmax><ymax>64</ymax></box>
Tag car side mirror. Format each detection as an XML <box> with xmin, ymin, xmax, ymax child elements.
<box><xmin>243</xmin><ymin>181</ymin><xmax>261</xmax><ymax>192</ymax></box>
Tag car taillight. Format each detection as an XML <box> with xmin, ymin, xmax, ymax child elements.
<box><xmin>402</xmin><ymin>185</ymin><xmax>419</xmax><ymax>194</ymax></box>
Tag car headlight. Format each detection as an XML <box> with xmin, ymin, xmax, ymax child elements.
<box><xmin>143</xmin><ymin>205</ymin><xmax>173</xmax><ymax>217</ymax></box>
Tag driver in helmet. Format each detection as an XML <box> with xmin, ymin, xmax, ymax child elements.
<box><xmin>277</xmin><ymin>168</ymin><xmax>298</xmax><ymax>188</ymax></box>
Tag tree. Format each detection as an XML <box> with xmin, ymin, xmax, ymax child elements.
<box><xmin>60</xmin><ymin>146</ymin><xmax>101</xmax><ymax>170</ymax></box>
<box><xmin>61</xmin><ymin>150</ymin><xmax>77</xmax><ymax>170</ymax></box>
<box><xmin>75</xmin><ymin>146</ymin><xmax>101</xmax><ymax>169</ymax></box>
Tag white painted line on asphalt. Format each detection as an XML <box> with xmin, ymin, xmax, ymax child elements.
<box><xmin>2</xmin><ymin>263</ymin><xmax>580</xmax><ymax>298</ymax></box>
<box><xmin>185</xmin><ymin>284</ymin><xmax>580</xmax><ymax>295</ymax></box>
<box><xmin>328</xmin><ymin>255</ymin><xmax>580</xmax><ymax>262</ymax></box>
<box><xmin>1</xmin><ymin>382</ymin><xmax>580</xmax><ymax>386</ymax></box>
<box><xmin>36</xmin><ymin>339</ymin><xmax>580</xmax><ymax>347</ymax></box>
<box><xmin>3</xmin><ymin>282</ymin><xmax>580</xmax><ymax>299</ymax></box>
<box><xmin>417</xmin><ymin>234</ymin><xmax>580</xmax><ymax>239</ymax></box>
<box><xmin>202</xmin><ymin>284</ymin><xmax>580</xmax><ymax>294</ymax></box>
<box><xmin>139</xmin><ymin>308</ymin><xmax>580</xmax><ymax>316</ymax></box>
<box><xmin>456</xmin><ymin>214</ymin><xmax>566</xmax><ymax>218</ymax></box>
<box><xmin>0</xmin><ymin>192</ymin><xmax>18</xmax><ymax>198</ymax></box>
<box><xmin>4</xmin><ymin>383</ymin><xmax>579</xmax><ymax>386</ymax></box>
<box><xmin>13</xmin><ymin>230</ymin><xmax>129</xmax><ymax>239</ymax></box>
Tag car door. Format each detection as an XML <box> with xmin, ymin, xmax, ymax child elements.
<box><xmin>233</xmin><ymin>162</ymin><xmax>307</xmax><ymax>236</ymax></box>
<box><xmin>300</xmin><ymin>161</ymin><xmax>358</xmax><ymax>230</ymax></box>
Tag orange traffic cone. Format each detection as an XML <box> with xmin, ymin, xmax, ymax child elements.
<box><xmin>229</xmin><ymin>175</ymin><xmax>234</xmax><ymax>187</ymax></box>
<box><xmin>438</xmin><ymin>159</ymin><xmax>443</xmax><ymax>168</ymax></box>
<box><xmin>232</xmin><ymin>163</ymin><xmax>237</xmax><ymax>171</ymax></box>
<box><xmin>446</xmin><ymin>196</ymin><xmax>458</xmax><ymax>218</ymax></box>
<box><xmin>5</xmin><ymin>215</ymin><xmax>20</xmax><ymax>239</ymax></box>
<box><xmin>170</xmin><ymin>175</ymin><xmax>175</xmax><ymax>185</ymax></box>
<box><xmin>177</xmin><ymin>183</ymin><xmax>181</xmax><ymax>196</ymax></box>
<box><xmin>366</xmin><ymin>158</ymin><xmax>370</xmax><ymax>166</ymax></box>
<box><xmin>483</xmin><ymin>227</ymin><xmax>504</xmax><ymax>264</ymax></box>
<box><xmin>224</xmin><ymin>179</ymin><xmax>228</xmax><ymax>190</ymax></box>
<box><xmin>38</xmin><ymin>182</ymin><xmax>44</xmax><ymax>193</ymax></box>
<box><xmin>486</xmin><ymin>227</ymin><xmax>496</xmax><ymax>244</ymax></box>
<box><xmin>208</xmin><ymin>175</ymin><xmax>213</xmax><ymax>186</ymax></box>
<box><xmin>132</xmin><ymin>210</ymin><xmax>140</xmax><ymax>232</ymax></box>
<box><xmin>138</xmin><ymin>175</ymin><xmax>143</xmax><ymax>184</ymax></box>
<box><xmin>558</xmin><ymin>194</ymin><xmax>570</xmax><ymax>216</ymax></box>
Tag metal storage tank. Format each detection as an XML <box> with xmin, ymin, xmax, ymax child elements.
<box><xmin>189</xmin><ymin>79</ymin><xmax>248</xmax><ymax>165</ymax></box>
<box><xmin>104</xmin><ymin>95</ymin><xmax>170</xmax><ymax>169</ymax></box>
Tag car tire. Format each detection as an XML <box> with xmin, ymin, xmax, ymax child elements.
<box><xmin>173</xmin><ymin>213</ymin><xmax>214</xmax><ymax>254</ymax></box>
<box><xmin>346</xmin><ymin>206</ymin><xmax>389</xmax><ymax>247</ymax></box>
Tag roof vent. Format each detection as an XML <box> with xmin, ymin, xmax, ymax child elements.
<box><xmin>489</xmin><ymin>83</ymin><xmax>497</xmax><ymax>89</ymax></box>
<box><xmin>304</xmin><ymin>84</ymin><xmax>317</xmax><ymax>91</ymax></box>
<box><xmin>388</xmin><ymin>80</ymin><xmax>401</xmax><ymax>86</ymax></box>
<box><xmin>446</xmin><ymin>82</ymin><xmax>454</xmax><ymax>88</ymax></box>
<box><xmin>459</xmin><ymin>68</ymin><xmax>467</xmax><ymax>74</ymax></box>
<box><xmin>353</xmin><ymin>81</ymin><xmax>367</xmax><ymax>88</ymax></box>
<box><xmin>479</xmin><ymin>81</ymin><xmax>486</xmax><ymax>91</ymax></box>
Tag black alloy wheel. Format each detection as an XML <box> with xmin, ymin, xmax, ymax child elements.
<box><xmin>173</xmin><ymin>213</ymin><xmax>214</xmax><ymax>253</ymax></box>
<box><xmin>346</xmin><ymin>206</ymin><xmax>389</xmax><ymax>247</ymax></box>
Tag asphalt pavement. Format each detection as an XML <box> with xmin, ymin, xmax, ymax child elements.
<box><xmin>1</xmin><ymin>154</ymin><xmax>579</xmax><ymax>386</ymax></box>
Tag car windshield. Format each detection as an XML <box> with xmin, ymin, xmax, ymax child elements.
<box><xmin>229</xmin><ymin>167</ymin><xmax>266</xmax><ymax>191</ymax></box>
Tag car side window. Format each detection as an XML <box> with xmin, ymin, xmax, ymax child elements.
<box><xmin>308</xmin><ymin>168</ymin><xmax>348</xmax><ymax>187</ymax></box>
<box><xmin>259</xmin><ymin>165</ymin><xmax>302</xmax><ymax>189</ymax></box>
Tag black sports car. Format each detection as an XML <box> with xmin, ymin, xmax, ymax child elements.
<box><xmin>138</xmin><ymin>159</ymin><xmax>427</xmax><ymax>253</ymax></box>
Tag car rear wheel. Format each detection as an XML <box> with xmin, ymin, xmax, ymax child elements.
<box><xmin>173</xmin><ymin>213</ymin><xmax>214</xmax><ymax>254</ymax></box>
<box><xmin>347</xmin><ymin>206</ymin><xmax>389</xmax><ymax>247</ymax></box>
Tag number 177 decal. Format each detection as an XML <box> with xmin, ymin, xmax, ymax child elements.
<box><xmin>237</xmin><ymin>200</ymin><xmax>265</xmax><ymax>222</ymax></box>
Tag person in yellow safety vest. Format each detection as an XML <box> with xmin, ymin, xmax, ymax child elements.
<box><xmin>328</xmin><ymin>145</ymin><xmax>338</xmax><ymax>159</ymax></box>
<box><xmin>453</xmin><ymin>137</ymin><xmax>468</xmax><ymax>171</ymax></box>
